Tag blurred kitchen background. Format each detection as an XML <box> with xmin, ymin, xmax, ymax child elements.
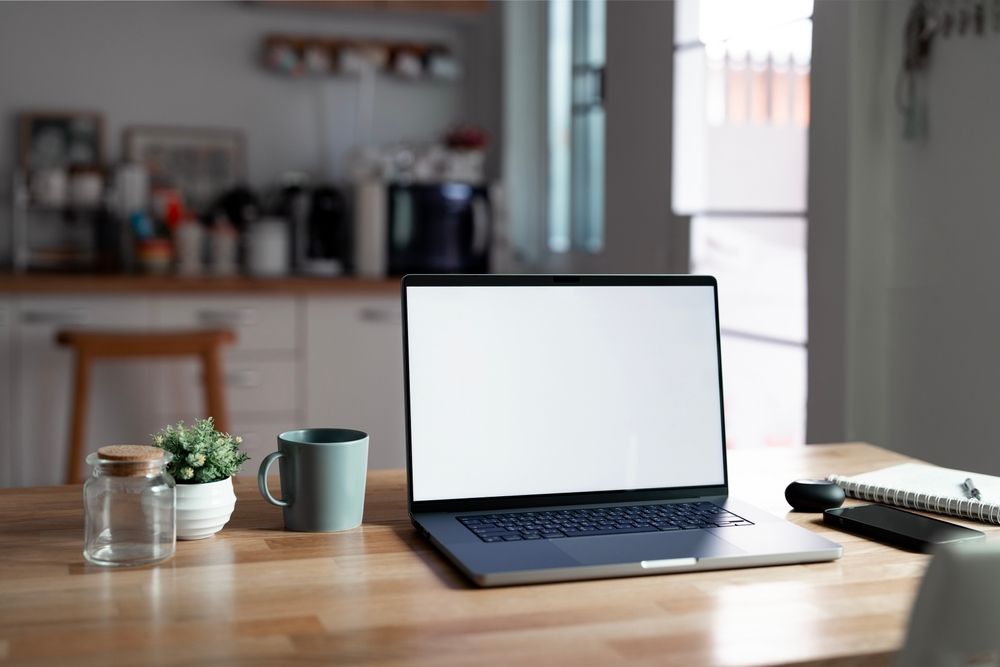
<box><xmin>1</xmin><ymin>0</ymin><xmax>998</xmax><ymax>488</ymax></box>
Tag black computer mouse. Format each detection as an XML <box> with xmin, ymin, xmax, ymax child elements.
<box><xmin>784</xmin><ymin>479</ymin><xmax>846</xmax><ymax>512</ymax></box>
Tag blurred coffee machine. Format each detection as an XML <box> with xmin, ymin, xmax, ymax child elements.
<box><xmin>388</xmin><ymin>182</ymin><xmax>490</xmax><ymax>274</ymax></box>
<box><xmin>348</xmin><ymin>141</ymin><xmax>493</xmax><ymax>278</ymax></box>
<box><xmin>354</xmin><ymin>181</ymin><xmax>491</xmax><ymax>277</ymax></box>
<box><xmin>279</xmin><ymin>182</ymin><xmax>350</xmax><ymax>276</ymax></box>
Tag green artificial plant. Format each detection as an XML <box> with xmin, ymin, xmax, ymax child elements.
<box><xmin>152</xmin><ymin>417</ymin><xmax>249</xmax><ymax>484</ymax></box>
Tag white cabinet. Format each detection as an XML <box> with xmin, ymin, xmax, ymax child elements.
<box><xmin>0</xmin><ymin>299</ymin><xmax>11</xmax><ymax>487</ymax></box>
<box><xmin>305</xmin><ymin>296</ymin><xmax>406</xmax><ymax>469</ymax></box>
<box><xmin>151</xmin><ymin>296</ymin><xmax>302</xmax><ymax>467</ymax></box>
<box><xmin>157</xmin><ymin>297</ymin><xmax>298</xmax><ymax>354</ymax></box>
<box><xmin>11</xmin><ymin>297</ymin><xmax>154</xmax><ymax>487</ymax></box>
<box><xmin>3</xmin><ymin>288</ymin><xmax>405</xmax><ymax>487</ymax></box>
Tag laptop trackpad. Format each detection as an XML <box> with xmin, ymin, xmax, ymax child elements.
<box><xmin>553</xmin><ymin>530</ymin><xmax>745</xmax><ymax>566</ymax></box>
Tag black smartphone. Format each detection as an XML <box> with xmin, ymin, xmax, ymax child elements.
<box><xmin>823</xmin><ymin>504</ymin><xmax>986</xmax><ymax>553</ymax></box>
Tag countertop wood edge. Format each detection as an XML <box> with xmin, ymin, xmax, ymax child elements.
<box><xmin>0</xmin><ymin>274</ymin><xmax>401</xmax><ymax>295</ymax></box>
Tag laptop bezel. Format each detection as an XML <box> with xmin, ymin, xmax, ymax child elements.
<box><xmin>401</xmin><ymin>274</ymin><xmax>730</xmax><ymax>515</ymax></box>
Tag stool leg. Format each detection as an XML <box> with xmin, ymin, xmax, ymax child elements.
<box><xmin>202</xmin><ymin>348</ymin><xmax>229</xmax><ymax>434</ymax></box>
<box><xmin>66</xmin><ymin>351</ymin><xmax>91</xmax><ymax>484</ymax></box>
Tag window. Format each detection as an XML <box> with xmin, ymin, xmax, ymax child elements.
<box><xmin>673</xmin><ymin>0</ymin><xmax>813</xmax><ymax>448</ymax></box>
<box><xmin>548</xmin><ymin>0</ymin><xmax>606</xmax><ymax>254</ymax></box>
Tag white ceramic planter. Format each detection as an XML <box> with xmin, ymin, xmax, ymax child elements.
<box><xmin>175</xmin><ymin>477</ymin><xmax>237</xmax><ymax>540</ymax></box>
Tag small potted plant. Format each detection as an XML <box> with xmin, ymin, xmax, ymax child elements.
<box><xmin>153</xmin><ymin>418</ymin><xmax>249</xmax><ymax>540</ymax></box>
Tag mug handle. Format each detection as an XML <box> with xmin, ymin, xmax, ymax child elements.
<box><xmin>258</xmin><ymin>452</ymin><xmax>290</xmax><ymax>507</ymax></box>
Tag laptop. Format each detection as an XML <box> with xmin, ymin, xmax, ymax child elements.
<box><xmin>401</xmin><ymin>274</ymin><xmax>841</xmax><ymax>586</ymax></box>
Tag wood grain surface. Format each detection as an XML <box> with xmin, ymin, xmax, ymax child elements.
<box><xmin>0</xmin><ymin>274</ymin><xmax>399</xmax><ymax>296</ymax></box>
<box><xmin>1</xmin><ymin>443</ymin><xmax>993</xmax><ymax>666</ymax></box>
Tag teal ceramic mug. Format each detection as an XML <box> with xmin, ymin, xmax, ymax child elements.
<box><xmin>258</xmin><ymin>428</ymin><xmax>369</xmax><ymax>532</ymax></box>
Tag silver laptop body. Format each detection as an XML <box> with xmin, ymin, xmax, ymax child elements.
<box><xmin>402</xmin><ymin>274</ymin><xmax>841</xmax><ymax>586</ymax></box>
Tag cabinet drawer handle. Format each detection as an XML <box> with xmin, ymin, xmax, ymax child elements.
<box><xmin>225</xmin><ymin>369</ymin><xmax>262</xmax><ymax>388</ymax></box>
<box><xmin>21</xmin><ymin>309</ymin><xmax>89</xmax><ymax>326</ymax></box>
<box><xmin>359</xmin><ymin>307</ymin><xmax>401</xmax><ymax>325</ymax></box>
<box><xmin>197</xmin><ymin>308</ymin><xmax>257</xmax><ymax>327</ymax></box>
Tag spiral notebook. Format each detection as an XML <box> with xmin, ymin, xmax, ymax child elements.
<box><xmin>827</xmin><ymin>463</ymin><xmax>1000</xmax><ymax>525</ymax></box>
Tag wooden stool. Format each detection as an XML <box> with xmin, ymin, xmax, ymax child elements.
<box><xmin>55</xmin><ymin>329</ymin><xmax>237</xmax><ymax>484</ymax></box>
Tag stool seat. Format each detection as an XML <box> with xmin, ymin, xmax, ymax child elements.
<box><xmin>56</xmin><ymin>328</ymin><xmax>237</xmax><ymax>483</ymax></box>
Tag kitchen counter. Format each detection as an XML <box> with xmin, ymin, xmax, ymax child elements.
<box><xmin>0</xmin><ymin>273</ymin><xmax>400</xmax><ymax>295</ymax></box>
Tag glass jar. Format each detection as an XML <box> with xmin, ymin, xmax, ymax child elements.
<box><xmin>83</xmin><ymin>445</ymin><xmax>176</xmax><ymax>567</ymax></box>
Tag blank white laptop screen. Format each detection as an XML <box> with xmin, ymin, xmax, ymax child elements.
<box><xmin>406</xmin><ymin>285</ymin><xmax>726</xmax><ymax>502</ymax></box>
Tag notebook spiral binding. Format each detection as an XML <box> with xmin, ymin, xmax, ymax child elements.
<box><xmin>827</xmin><ymin>475</ymin><xmax>1000</xmax><ymax>525</ymax></box>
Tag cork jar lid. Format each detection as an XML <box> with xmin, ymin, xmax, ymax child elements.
<box><xmin>93</xmin><ymin>445</ymin><xmax>168</xmax><ymax>476</ymax></box>
<box><xmin>97</xmin><ymin>445</ymin><xmax>164</xmax><ymax>462</ymax></box>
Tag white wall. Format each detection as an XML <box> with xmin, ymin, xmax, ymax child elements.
<box><xmin>807</xmin><ymin>1</ymin><xmax>858</xmax><ymax>446</ymax></box>
<box><xmin>809</xmin><ymin>1</ymin><xmax>1000</xmax><ymax>472</ymax></box>
<box><xmin>602</xmin><ymin>0</ymin><xmax>682</xmax><ymax>273</ymax></box>
<box><xmin>0</xmin><ymin>1</ymin><xmax>501</xmax><ymax>261</ymax></box>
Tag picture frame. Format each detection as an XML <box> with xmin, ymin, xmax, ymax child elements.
<box><xmin>123</xmin><ymin>126</ymin><xmax>245</xmax><ymax>210</ymax></box>
<box><xmin>18</xmin><ymin>111</ymin><xmax>105</xmax><ymax>171</ymax></box>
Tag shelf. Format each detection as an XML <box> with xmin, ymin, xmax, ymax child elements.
<box><xmin>261</xmin><ymin>33</ymin><xmax>461</xmax><ymax>82</ymax></box>
<box><xmin>252</xmin><ymin>0</ymin><xmax>487</xmax><ymax>16</ymax></box>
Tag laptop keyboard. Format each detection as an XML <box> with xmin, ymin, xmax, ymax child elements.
<box><xmin>458</xmin><ymin>501</ymin><xmax>753</xmax><ymax>543</ymax></box>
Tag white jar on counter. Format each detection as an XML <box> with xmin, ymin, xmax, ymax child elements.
<box><xmin>246</xmin><ymin>218</ymin><xmax>290</xmax><ymax>277</ymax></box>
<box><xmin>175</xmin><ymin>222</ymin><xmax>205</xmax><ymax>276</ymax></box>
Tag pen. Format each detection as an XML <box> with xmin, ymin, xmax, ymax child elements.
<box><xmin>963</xmin><ymin>477</ymin><xmax>982</xmax><ymax>501</ymax></box>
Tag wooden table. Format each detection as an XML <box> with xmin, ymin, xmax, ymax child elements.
<box><xmin>1</xmin><ymin>443</ymin><xmax>994</xmax><ymax>666</ymax></box>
